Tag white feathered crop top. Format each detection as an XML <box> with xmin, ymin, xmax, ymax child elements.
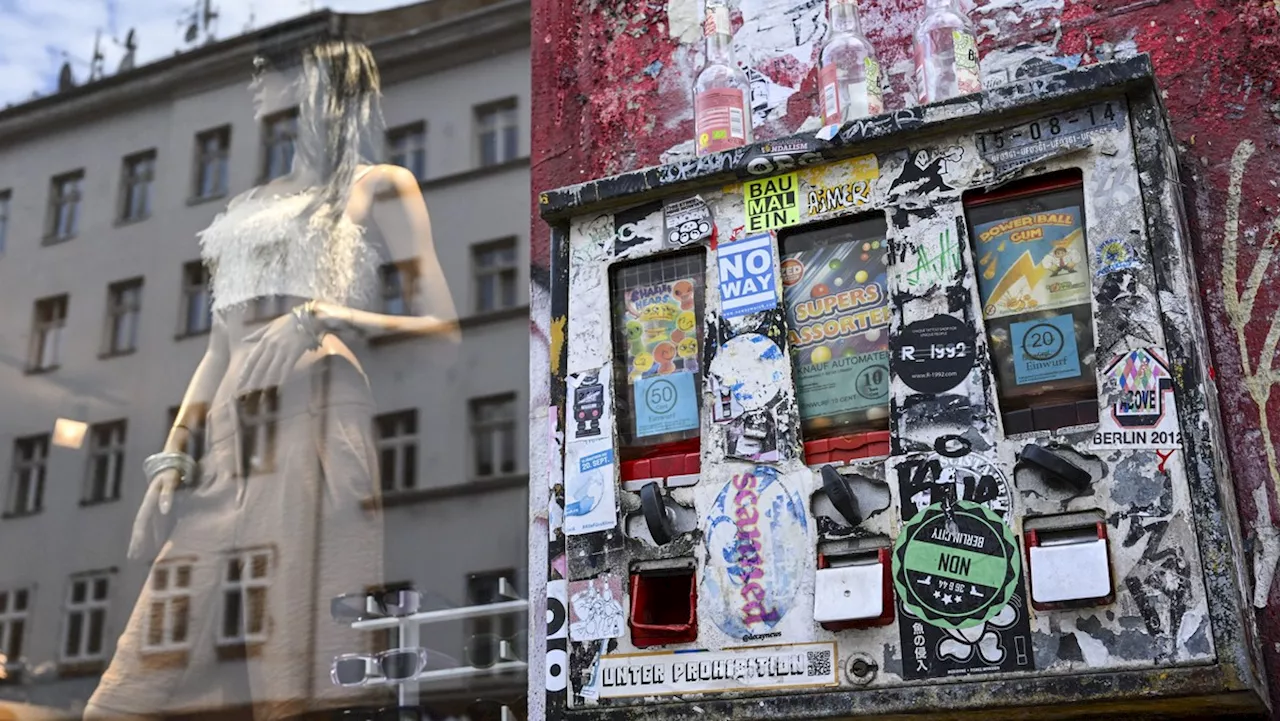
<box><xmin>197</xmin><ymin>187</ymin><xmax>381</xmax><ymax>313</ymax></box>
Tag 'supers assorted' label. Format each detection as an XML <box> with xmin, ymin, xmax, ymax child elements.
<box><xmin>696</xmin><ymin>89</ymin><xmax>748</xmax><ymax>155</ymax></box>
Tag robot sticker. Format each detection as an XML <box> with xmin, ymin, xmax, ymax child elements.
<box><xmin>569</xmin><ymin>369</ymin><xmax>610</xmax><ymax>443</ymax></box>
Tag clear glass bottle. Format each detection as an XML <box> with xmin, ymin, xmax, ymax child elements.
<box><xmin>694</xmin><ymin>0</ymin><xmax>753</xmax><ymax>156</ymax></box>
<box><xmin>817</xmin><ymin>0</ymin><xmax>884</xmax><ymax>126</ymax></box>
<box><xmin>913</xmin><ymin>0</ymin><xmax>981</xmax><ymax>105</ymax></box>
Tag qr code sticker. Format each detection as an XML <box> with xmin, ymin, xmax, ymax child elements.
<box><xmin>807</xmin><ymin>650</ymin><xmax>832</xmax><ymax>677</ymax></box>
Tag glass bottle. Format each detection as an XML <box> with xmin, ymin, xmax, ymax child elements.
<box><xmin>913</xmin><ymin>0</ymin><xmax>981</xmax><ymax>105</ymax></box>
<box><xmin>817</xmin><ymin>0</ymin><xmax>884</xmax><ymax>126</ymax></box>
<box><xmin>694</xmin><ymin>0</ymin><xmax>753</xmax><ymax>156</ymax></box>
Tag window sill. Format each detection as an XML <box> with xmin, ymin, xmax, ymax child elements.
<box><xmin>187</xmin><ymin>192</ymin><xmax>228</xmax><ymax>207</ymax></box>
<box><xmin>79</xmin><ymin>497</ymin><xmax>120</xmax><ymax>508</ymax></box>
<box><xmin>216</xmin><ymin>641</ymin><xmax>264</xmax><ymax>661</ymax></box>
<box><xmin>406</xmin><ymin>156</ymin><xmax>529</xmax><ymax>195</ymax></box>
<box><xmin>24</xmin><ymin>364</ymin><xmax>60</xmax><ymax>376</ymax></box>
<box><xmin>139</xmin><ymin>649</ymin><xmax>190</xmax><ymax>670</ymax></box>
<box><xmin>115</xmin><ymin>214</ymin><xmax>151</xmax><ymax>228</ymax></box>
<box><xmin>99</xmin><ymin>348</ymin><xmax>137</xmax><ymax>360</ymax></box>
<box><xmin>367</xmin><ymin>306</ymin><xmax>527</xmax><ymax>347</ymax></box>
<box><xmin>58</xmin><ymin>659</ymin><xmax>106</xmax><ymax>677</ymax></box>
<box><xmin>2</xmin><ymin>509</ymin><xmax>43</xmax><ymax>519</ymax></box>
<box><xmin>41</xmin><ymin>235</ymin><xmax>75</xmax><ymax>246</ymax></box>
<box><xmin>369</xmin><ymin>472</ymin><xmax>528</xmax><ymax>509</ymax></box>
<box><xmin>175</xmin><ymin>328</ymin><xmax>212</xmax><ymax>341</ymax></box>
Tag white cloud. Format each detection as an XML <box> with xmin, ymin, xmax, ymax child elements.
<box><xmin>0</xmin><ymin>0</ymin><xmax>410</xmax><ymax>108</ymax></box>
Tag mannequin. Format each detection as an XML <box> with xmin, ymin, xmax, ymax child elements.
<box><xmin>84</xmin><ymin>37</ymin><xmax>458</xmax><ymax>720</ymax></box>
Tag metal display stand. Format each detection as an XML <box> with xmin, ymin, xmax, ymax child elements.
<box><xmin>341</xmin><ymin>579</ymin><xmax>529</xmax><ymax>715</ymax></box>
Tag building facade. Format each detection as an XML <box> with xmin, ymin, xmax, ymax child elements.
<box><xmin>0</xmin><ymin>0</ymin><xmax>530</xmax><ymax>717</ymax></box>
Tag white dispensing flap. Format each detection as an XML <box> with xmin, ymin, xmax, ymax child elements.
<box><xmin>813</xmin><ymin>564</ymin><xmax>883</xmax><ymax>623</ymax></box>
<box><xmin>1029</xmin><ymin>537</ymin><xmax>1111</xmax><ymax>604</ymax></box>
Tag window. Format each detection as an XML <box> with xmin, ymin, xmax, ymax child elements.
<box><xmin>144</xmin><ymin>561</ymin><xmax>192</xmax><ymax>651</ymax></box>
<box><xmin>7</xmin><ymin>436</ymin><xmax>47</xmax><ymax>516</ymax></box>
<box><xmin>29</xmin><ymin>295</ymin><xmax>67</xmax><ymax>372</ymax></box>
<box><xmin>379</xmin><ymin>260</ymin><xmax>418</xmax><ymax>316</ymax></box>
<box><xmin>474</xmin><ymin>239</ymin><xmax>518</xmax><ymax>313</ymax></box>
<box><xmin>83</xmin><ymin>421</ymin><xmax>127</xmax><ymax>504</ymax></box>
<box><xmin>168</xmin><ymin>405</ymin><xmax>208</xmax><ymax>463</ymax></box>
<box><xmin>262</xmin><ymin>109</ymin><xmax>298</xmax><ymax>181</ymax></box>
<box><xmin>475</xmin><ymin>100</ymin><xmax>518</xmax><ymax>167</ymax></box>
<box><xmin>63</xmin><ymin>572</ymin><xmax>110</xmax><ymax>662</ymax></box>
<box><xmin>47</xmin><ymin>170</ymin><xmax>82</xmax><ymax>241</ymax></box>
<box><xmin>0</xmin><ymin>190</ymin><xmax>10</xmax><ymax>254</ymax></box>
<box><xmin>470</xmin><ymin>394</ymin><xmax>517</xmax><ymax>478</ymax></box>
<box><xmin>180</xmin><ymin>262</ymin><xmax>212</xmax><ymax>336</ymax></box>
<box><xmin>120</xmin><ymin>150</ymin><xmax>156</xmax><ymax>222</ymax></box>
<box><xmin>104</xmin><ymin>279</ymin><xmax>143</xmax><ymax>355</ymax></box>
<box><xmin>466</xmin><ymin>570</ymin><xmax>518</xmax><ymax>642</ymax></box>
<box><xmin>194</xmin><ymin>126</ymin><xmax>231</xmax><ymax>199</ymax></box>
<box><xmin>0</xmin><ymin>589</ymin><xmax>29</xmax><ymax>663</ymax></box>
<box><xmin>219</xmin><ymin>549</ymin><xmax>271</xmax><ymax>645</ymax></box>
<box><xmin>250</xmin><ymin>294</ymin><xmax>290</xmax><ymax>322</ymax></box>
<box><xmin>239</xmin><ymin>389</ymin><xmax>279</xmax><ymax>476</ymax></box>
<box><xmin>386</xmin><ymin>122</ymin><xmax>426</xmax><ymax>180</ymax></box>
<box><xmin>376</xmin><ymin>410</ymin><xmax>418</xmax><ymax>492</ymax></box>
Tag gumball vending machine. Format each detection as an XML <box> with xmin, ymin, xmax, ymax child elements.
<box><xmin>534</xmin><ymin>55</ymin><xmax>1266</xmax><ymax>720</ymax></box>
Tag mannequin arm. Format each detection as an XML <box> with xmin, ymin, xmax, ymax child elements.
<box><xmin>163</xmin><ymin>314</ymin><xmax>230</xmax><ymax>453</ymax></box>
<box><xmin>312</xmin><ymin>164</ymin><xmax>461</xmax><ymax>342</ymax></box>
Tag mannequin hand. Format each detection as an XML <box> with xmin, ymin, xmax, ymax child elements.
<box><xmin>239</xmin><ymin>311</ymin><xmax>320</xmax><ymax>391</ymax></box>
<box><xmin>128</xmin><ymin>468</ymin><xmax>180</xmax><ymax>560</ymax></box>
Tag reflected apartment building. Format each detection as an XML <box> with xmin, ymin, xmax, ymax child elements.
<box><xmin>0</xmin><ymin>1</ymin><xmax>530</xmax><ymax>718</ymax></box>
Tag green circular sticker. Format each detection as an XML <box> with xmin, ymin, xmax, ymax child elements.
<box><xmin>893</xmin><ymin>499</ymin><xmax>1020</xmax><ymax>630</ymax></box>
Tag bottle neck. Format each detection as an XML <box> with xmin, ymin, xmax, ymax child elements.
<box><xmin>829</xmin><ymin>2</ymin><xmax>863</xmax><ymax>35</ymax></box>
<box><xmin>924</xmin><ymin>0</ymin><xmax>956</xmax><ymax>10</ymax></box>
<box><xmin>704</xmin><ymin>5</ymin><xmax>735</xmax><ymax>64</ymax></box>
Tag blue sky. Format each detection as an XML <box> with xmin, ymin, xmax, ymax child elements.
<box><xmin>0</xmin><ymin>0</ymin><xmax>409</xmax><ymax>108</ymax></box>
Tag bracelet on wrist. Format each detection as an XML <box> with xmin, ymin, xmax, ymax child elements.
<box><xmin>291</xmin><ymin>300</ymin><xmax>326</xmax><ymax>350</ymax></box>
<box><xmin>143</xmin><ymin>452</ymin><xmax>198</xmax><ymax>487</ymax></box>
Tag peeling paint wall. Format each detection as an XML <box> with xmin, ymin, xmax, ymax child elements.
<box><xmin>531</xmin><ymin>0</ymin><xmax>1280</xmax><ymax>712</ymax></box>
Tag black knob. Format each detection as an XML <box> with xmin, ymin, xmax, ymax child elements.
<box><xmin>1020</xmin><ymin>444</ymin><xmax>1091</xmax><ymax>491</ymax></box>
<box><xmin>821</xmin><ymin>465</ymin><xmax>862</xmax><ymax>526</ymax></box>
<box><xmin>640</xmin><ymin>481</ymin><xmax>675</xmax><ymax>545</ymax></box>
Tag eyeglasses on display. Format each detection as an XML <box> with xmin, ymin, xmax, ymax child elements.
<box><xmin>330</xmin><ymin>647</ymin><xmax>431</xmax><ymax>686</ymax></box>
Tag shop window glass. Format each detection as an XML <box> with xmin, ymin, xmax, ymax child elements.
<box><xmin>964</xmin><ymin>171</ymin><xmax>1098</xmax><ymax>435</ymax></box>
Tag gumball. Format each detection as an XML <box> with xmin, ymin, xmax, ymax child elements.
<box><xmin>855</xmin><ymin>270</ymin><xmax>869</xmax><ymax>283</ymax></box>
<box><xmin>833</xmin><ymin>277</ymin><xmax>844</xmax><ymax>287</ymax></box>
<box><xmin>860</xmin><ymin>253</ymin><xmax>870</xmax><ymax>262</ymax></box>
<box><xmin>671</xmin><ymin>330</ymin><xmax>684</xmax><ymax>343</ymax></box>
<box><xmin>861</xmin><ymin>242</ymin><xmax>871</xmax><ymax>251</ymax></box>
<box><xmin>810</xmin><ymin>346</ymin><xmax>833</xmax><ymax>364</ymax></box>
<box><xmin>828</xmin><ymin>259</ymin><xmax>841</xmax><ymax>271</ymax></box>
<box><xmin>865</xmin><ymin>329</ymin><xmax>881</xmax><ymax>342</ymax></box>
<box><xmin>811</xmin><ymin>283</ymin><xmax>830</xmax><ymax>298</ymax></box>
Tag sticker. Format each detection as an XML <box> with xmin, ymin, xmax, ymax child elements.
<box><xmin>892</xmin><ymin>315</ymin><xmax>976</xmax><ymax>395</ymax></box>
<box><xmin>549</xmin><ymin>406</ymin><xmax>564</xmax><ymax>541</ymax></box>
<box><xmin>973</xmin><ymin>205</ymin><xmax>1090</xmax><ymax>319</ymax></box>
<box><xmin>663</xmin><ymin>196</ymin><xmax>714</xmax><ymax>248</ymax></box>
<box><xmin>782</xmin><ymin>234</ymin><xmax>890</xmax><ymax>421</ymax></box>
<box><xmin>546</xmin><ymin>579</ymin><xmax>569</xmax><ymax>692</ymax></box>
<box><xmin>897</xmin><ymin>451</ymin><xmax>1012</xmax><ymax>520</ymax></box>
<box><xmin>1090</xmin><ymin>348</ymin><xmax>1183</xmax><ymax>449</ymax></box>
<box><xmin>903</xmin><ymin>225</ymin><xmax>961</xmax><ymax>290</ymax></box>
<box><xmin>726</xmin><ymin>410</ymin><xmax>780</xmax><ymax>463</ymax></box>
<box><xmin>591</xmin><ymin>642</ymin><xmax>838</xmax><ymax>698</ymax></box>
<box><xmin>696</xmin><ymin>88</ymin><xmax>749</xmax><ymax>156</ymax></box>
<box><xmin>951</xmin><ymin>30</ymin><xmax>980</xmax><ymax>94</ymax></box>
<box><xmin>707</xmin><ymin>333</ymin><xmax>788</xmax><ymax>412</ymax></box>
<box><xmin>889</xmin><ymin>146</ymin><xmax>962</xmax><ymax>200</ymax></box>
<box><xmin>703</xmin><ymin>468</ymin><xmax>808</xmax><ymax>638</ymax></box>
<box><xmin>1095</xmin><ymin>236</ymin><xmax>1141</xmax><ymax>276</ymax></box>
<box><xmin>710</xmin><ymin>373</ymin><xmax>745</xmax><ymax>422</ymax></box>
<box><xmin>801</xmin><ymin>154</ymin><xmax>878</xmax><ymax>219</ymax></box>
<box><xmin>976</xmin><ymin>101</ymin><xmax>1126</xmax><ymax>175</ymax></box>
<box><xmin>1009</xmin><ymin>313</ymin><xmax>1082</xmax><ymax>385</ymax></box>
<box><xmin>614</xmin><ymin>202</ymin><xmax>663</xmax><ymax>256</ymax></box>
<box><xmin>634</xmin><ymin>373</ymin><xmax>700</xmax><ymax>437</ymax></box>
<box><xmin>569</xmin><ymin>575</ymin><xmax>625</xmax><ymax>641</ymax></box>
<box><xmin>893</xmin><ymin>500</ymin><xmax>1020</xmax><ymax>630</ymax></box>
<box><xmin>564</xmin><ymin>439</ymin><xmax>618</xmax><ymax>535</ymax></box>
<box><xmin>744</xmin><ymin>174</ymin><xmax>799</xmax><ymax>233</ymax></box>
<box><xmin>568</xmin><ymin>369</ymin><xmax>609</xmax><ymax>443</ymax></box>
<box><xmin>717</xmin><ymin>234</ymin><xmax>779</xmax><ymax>316</ymax></box>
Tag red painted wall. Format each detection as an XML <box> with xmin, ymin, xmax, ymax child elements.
<box><xmin>531</xmin><ymin>0</ymin><xmax>1280</xmax><ymax>706</ymax></box>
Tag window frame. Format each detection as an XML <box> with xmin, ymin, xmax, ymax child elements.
<box><xmin>104</xmin><ymin>278</ymin><xmax>144</xmax><ymax>356</ymax></box>
<box><xmin>46</xmin><ymin>170</ymin><xmax>83</xmax><ymax>243</ymax></box>
<box><xmin>83</xmin><ymin>420</ymin><xmax>127</xmax><ymax>505</ymax></box>
<box><xmin>193</xmin><ymin>125</ymin><xmax>231</xmax><ymax>200</ymax></box>
<box><xmin>0</xmin><ymin>588</ymin><xmax>30</xmax><ymax>663</ymax></box>
<box><xmin>261</xmin><ymin>108</ymin><xmax>299</xmax><ymax>182</ymax></box>
<box><xmin>62</xmin><ymin>571</ymin><xmax>111</xmax><ymax>663</ymax></box>
<box><xmin>217</xmin><ymin>548</ymin><xmax>272</xmax><ymax>646</ymax></box>
<box><xmin>119</xmin><ymin>149</ymin><xmax>157</xmax><ymax>223</ymax></box>
<box><xmin>168</xmin><ymin>404</ymin><xmax>208</xmax><ymax>463</ymax></box>
<box><xmin>474</xmin><ymin>98</ymin><xmax>519</xmax><ymax>168</ymax></box>
<box><xmin>239</xmin><ymin>389</ymin><xmax>280</xmax><ymax>477</ymax></box>
<box><xmin>375</xmin><ymin>409</ymin><xmax>419</xmax><ymax>493</ymax></box>
<box><xmin>142</xmin><ymin>559</ymin><xmax>194</xmax><ymax>652</ymax></box>
<box><xmin>386</xmin><ymin>121</ymin><xmax>427</xmax><ymax>181</ymax></box>
<box><xmin>28</xmin><ymin>294</ymin><xmax>67</xmax><ymax>372</ymax></box>
<box><xmin>378</xmin><ymin>259</ymin><xmax>419</xmax><ymax>316</ymax></box>
<box><xmin>179</xmin><ymin>261</ymin><xmax>213</xmax><ymax>337</ymax></box>
<box><xmin>0</xmin><ymin>189</ymin><xmax>10</xmax><ymax>254</ymax></box>
<box><xmin>470</xmin><ymin>393</ymin><xmax>518</xmax><ymax>479</ymax></box>
<box><xmin>7</xmin><ymin>435</ymin><xmax>48</xmax><ymax>517</ymax></box>
<box><xmin>472</xmin><ymin>238</ymin><xmax>519</xmax><ymax>314</ymax></box>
